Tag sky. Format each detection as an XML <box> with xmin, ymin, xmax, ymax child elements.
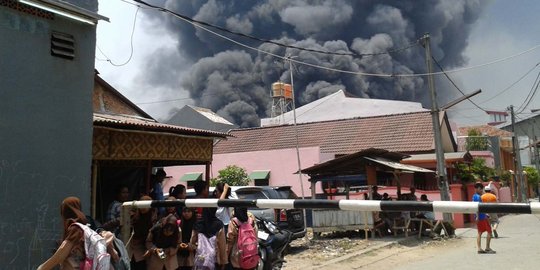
<box><xmin>94</xmin><ymin>0</ymin><xmax>540</xmax><ymax>128</ymax></box>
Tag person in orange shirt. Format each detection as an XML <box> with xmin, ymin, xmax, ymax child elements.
<box><xmin>481</xmin><ymin>186</ymin><xmax>500</xmax><ymax>238</ymax></box>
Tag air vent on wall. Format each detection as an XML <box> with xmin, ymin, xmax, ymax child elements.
<box><xmin>51</xmin><ymin>31</ymin><xmax>74</xmax><ymax>60</ymax></box>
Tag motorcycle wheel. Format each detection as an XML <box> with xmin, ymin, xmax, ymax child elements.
<box><xmin>257</xmin><ymin>248</ymin><xmax>266</xmax><ymax>270</ymax></box>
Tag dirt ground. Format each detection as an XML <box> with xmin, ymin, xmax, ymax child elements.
<box><xmin>282</xmin><ymin>230</ymin><xmax>465</xmax><ymax>270</ymax></box>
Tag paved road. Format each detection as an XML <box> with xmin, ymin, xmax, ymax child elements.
<box><xmin>377</xmin><ymin>214</ymin><xmax>540</xmax><ymax>270</ymax></box>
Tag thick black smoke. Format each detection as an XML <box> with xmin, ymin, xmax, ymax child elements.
<box><xmin>143</xmin><ymin>0</ymin><xmax>486</xmax><ymax>127</ymax></box>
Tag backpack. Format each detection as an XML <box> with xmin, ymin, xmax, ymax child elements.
<box><xmin>111</xmin><ymin>237</ymin><xmax>130</xmax><ymax>270</ymax></box>
<box><xmin>71</xmin><ymin>223</ymin><xmax>111</xmax><ymax>270</ymax></box>
<box><xmin>193</xmin><ymin>233</ymin><xmax>217</xmax><ymax>270</ymax></box>
<box><xmin>233</xmin><ymin>217</ymin><xmax>260</xmax><ymax>269</ymax></box>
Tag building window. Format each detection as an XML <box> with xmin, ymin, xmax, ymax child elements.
<box><xmin>254</xmin><ymin>178</ymin><xmax>269</xmax><ymax>186</ymax></box>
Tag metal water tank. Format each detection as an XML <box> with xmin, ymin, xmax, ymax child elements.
<box><xmin>272</xmin><ymin>82</ymin><xmax>293</xmax><ymax>100</ymax></box>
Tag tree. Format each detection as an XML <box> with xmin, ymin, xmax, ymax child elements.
<box><xmin>466</xmin><ymin>128</ymin><xmax>489</xmax><ymax>151</ymax></box>
<box><xmin>456</xmin><ymin>158</ymin><xmax>495</xmax><ymax>182</ymax></box>
<box><xmin>524</xmin><ymin>166</ymin><xmax>539</xmax><ymax>186</ymax></box>
<box><xmin>210</xmin><ymin>165</ymin><xmax>251</xmax><ymax>187</ymax></box>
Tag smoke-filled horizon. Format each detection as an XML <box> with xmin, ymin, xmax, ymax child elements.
<box><xmin>141</xmin><ymin>0</ymin><xmax>486</xmax><ymax>127</ymax></box>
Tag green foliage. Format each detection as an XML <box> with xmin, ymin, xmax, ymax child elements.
<box><xmin>524</xmin><ymin>166</ymin><xmax>539</xmax><ymax>186</ymax></box>
<box><xmin>456</xmin><ymin>158</ymin><xmax>495</xmax><ymax>182</ymax></box>
<box><xmin>210</xmin><ymin>165</ymin><xmax>251</xmax><ymax>187</ymax></box>
<box><xmin>466</xmin><ymin>128</ymin><xmax>489</xmax><ymax>151</ymax></box>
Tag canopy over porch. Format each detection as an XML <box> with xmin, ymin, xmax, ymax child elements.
<box><xmin>301</xmin><ymin>148</ymin><xmax>434</xmax><ymax>199</ymax></box>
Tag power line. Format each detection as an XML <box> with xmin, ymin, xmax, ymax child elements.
<box><xmin>131</xmin><ymin>0</ymin><xmax>419</xmax><ymax>58</ymax></box>
<box><xmin>431</xmin><ymin>56</ymin><xmax>487</xmax><ymax>112</ymax></box>
<box><xmin>516</xmin><ymin>70</ymin><xmax>540</xmax><ymax>114</ymax></box>
<box><xmin>478</xmin><ymin>62</ymin><xmax>540</xmax><ymax>105</ymax></box>
<box><xmin>129</xmin><ymin>0</ymin><xmax>540</xmax><ymax>78</ymax></box>
<box><xmin>96</xmin><ymin>6</ymin><xmax>140</xmax><ymax>67</ymax></box>
<box><xmin>131</xmin><ymin>0</ymin><xmax>540</xmax><ymax>78</ymax></box>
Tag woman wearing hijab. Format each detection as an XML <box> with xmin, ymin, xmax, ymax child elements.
<box><xmin>191</xmin><ymin>207</ymin><xmax>228</xmax><ymax>269</ymax></box>
<box><xmin>129</xmin><ymin>195</ymin><xmax>156</xmax><ymax>270</ymax></box>
<box><xmin>37</xmin><ymin>197</ymin><xmax>88</xmax><ymax>270</ymax></box>
<box><xmin>146</xmin><ymin>214</ymin><xmax>180</xmax><ymax>270</ymax></box>
<box><xmin>227</xmin><ymin>208</ymin><xmax>258</xmax><ymax>270</ymax></box>
<box><xmin>177</xmin><ymin>207</ymin><xmax>196</xmax><ymax>270</ymax></box>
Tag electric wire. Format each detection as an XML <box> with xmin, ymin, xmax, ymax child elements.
<box><xmin>478</xmin><ymin>62</ymin><xmax>540</xmax><ymax>105</ymax></box>
<box><xmin>128</xmin><ymin>0</ymin><xmax>540</xmax><ymax>78</ymax></box>
<box><xmin>131</xmin><ymin>0</ymin><xmax>420</xmax><ymax>58</ymax></box>
<box><xmin>516</xmin><ymin>71</ymin><xmax>540</xmax><ymax>114</ymax></box>
<box><xmin>117</xmin><ymin>0</ymin><xmax>540</xmax><ymax>79</ymax></box>
<box><xmin>431</xmin><ymin>56</ymin><xmax>487</xmax><ymax>112</ymax></box>
<box><xmin>96</xmin><ymin>6</ymin><xmax>140</xmax><ymax>67</ymax></box>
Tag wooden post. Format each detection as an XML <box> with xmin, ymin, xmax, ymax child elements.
<box><xmin>205</xmin><ymin>162</ymin><xmax>211</xmax><ymax>182</ymax></box>
<box><xmin>311</xmin><ymin>179</ymin><xmax>316</xmax><ymax>199</ymax></box>
<box><xmin>366</xmin><ymin>164</ymin><xmax>377</xmax><ymax>185</ymax></box>
<box><xmin>120</xmin><ymin>203</ymin><xmax>131</xmax><ymax>243</ymax></box>
<box><xmin>366</xmin><ymin>164</ymin><xmax>377</xmax><ymax>199</ymax></box>
<box><xmin>146</xmin><ymin>160</ymin><xmax>152</xmax><ymax>194</ymax></box>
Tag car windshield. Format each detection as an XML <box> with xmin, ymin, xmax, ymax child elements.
<box><xmin>235</xmin><ymin>190</ymin><xmax>268</xmax><ymax>200</ymax></box>
<box><xmin>277</xmin><ymin>189</ymin><xmax>298</xmax><ymax>199</ymax></box>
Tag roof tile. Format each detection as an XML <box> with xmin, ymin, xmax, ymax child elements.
<box><xmin>215</xmin><ymin>111</ymin><xmax>435</xmax><ymax>155</ymax></box>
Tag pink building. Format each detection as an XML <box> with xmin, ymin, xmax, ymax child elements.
<box><xmin>164</xmin><ymin>110</ymin><xmax>457</xmax><ymax>198</ymax></box>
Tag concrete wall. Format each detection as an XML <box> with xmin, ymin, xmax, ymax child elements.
<box><xmin>0</xmin><ymin>2</ymin><xmax>97</xmax><ymax>268</ymax></box>
<box><xmin>165</xmin><ymin>146</ymin><xmax>328</xmax><ymax>197</ymax></box>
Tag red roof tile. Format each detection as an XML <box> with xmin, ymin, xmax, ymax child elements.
<box><xmin>458</xmin><ymin>125</ymin><xmax>512</xmax><ymax>137</ymax></box>
<box><xmin>214</xmin><ymin>111</ymin><xmax>438</xmax><ymax>155</ymax></box>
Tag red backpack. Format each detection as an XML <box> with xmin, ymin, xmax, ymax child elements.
<box><xmin>233</xmin><ymin>217</ymin><xmax>260</xmax><ymax>269</ymax></box>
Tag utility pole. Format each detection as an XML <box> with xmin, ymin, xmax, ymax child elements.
<box><xmin>509</xmin><ymin>105</ymin><xmax>526</xmax><ymax>202</ymax></box>
<box><xmin>288</xmin><ymin>55</ymin><xmax>308</xmax><ymax>233</ymax></box>
<box><xmin>421</xmin><ymin>33</ymin><xmax>452</xmax><ymax>222</ymax></box>
<box><xmin>530</xmin><ymin>110</ymin><xmax>540</xmax><ymax>199</ymax></box>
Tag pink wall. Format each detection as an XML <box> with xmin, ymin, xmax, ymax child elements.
<box><xmin>164</xmin><ymin>146</ymin><xmax>330</xmax><ymax>197</ymax></box>
<box><xmin>470</xmin><ymin>151</ymin><xmax>495</xmax><ymax>168</ymax></box>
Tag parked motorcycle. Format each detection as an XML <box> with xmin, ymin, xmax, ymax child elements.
<box><xmin>256</xmin><ymin>217</ymin><xmax>292</xmax><ymax>270</ymax></box>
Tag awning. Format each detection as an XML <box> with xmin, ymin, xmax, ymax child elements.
<box><xmin>401</xmin><ymin>152</ymin><xmax>473</xmax><ymax>164</ymax></box>
<box><xmin>180</xmin><ymin>172</ymin><xmax>203</xmax><ymax>181</ymax></box>
<box><xmin>249</xmin><ymin>170</ymin><xmax>270</xmax><ymax>180</ymax></box>
<box><xmin>364</xmin><ymin>157</ymin><xmax>434</xmax><ymax>173</ymax></box>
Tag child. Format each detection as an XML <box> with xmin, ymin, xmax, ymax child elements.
<box><xmin>146</xmin><ymin>214</ymin><xmax>180</xmax><ymax>270</ymax></box>
<box><xmin>161</xmin><ymin>196</ymin><xmax>180</xmax><ymax>220</ymax></box>
<box><xmin>178</xmin><ymin>208</ymin><xmax>196</xmax><ymax>270</ymax></box>
<box><xmin>191</xmin><ymin>207</ymin><xmax>228</xmax><ymax>269</ymax></box>
<box><xmin>227</xmin><ymin>207</ymin><xmax>258</xmax><ymax>270</ymax></box>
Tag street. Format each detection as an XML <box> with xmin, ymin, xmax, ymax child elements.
<box><xmin>285</xmin><ymin>213</ymin><xmax>540</xmax><ymax>270</ymax></box>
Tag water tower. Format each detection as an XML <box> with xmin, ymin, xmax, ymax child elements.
<box><xmin>270</xmin><ymin>82</ymin><xmax>293</xmax><ymax>125</ymax></box>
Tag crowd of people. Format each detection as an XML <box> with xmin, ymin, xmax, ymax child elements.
<box><xmin>38</xmin><ymin>176</ymin><xmax>259</xmax><ymax>270</ymax></box>
<box><xmin>370</xmin><ymin>185</ymin><xmax>456</xmax><ymax>238</ymax></box>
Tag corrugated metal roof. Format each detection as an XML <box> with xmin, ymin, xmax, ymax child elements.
<box><xmin>93</xmin><ymin>113</ymin><xmax>229</xmax><ymax>138</ymax></box>
<box><xmin>190</xmin><ymin>105</ymin><xmax>235</xmax><ymax>125</ymax></box>
<box><xmin>401</xmin><ymin>152</ymin><xmax>473</xmax><ymax>163</ymax></box>
<box><xmin>215</xmin><ymin>111</ymin><xmax>438</xmax><ymax>155</ymax></box>
<box><xmin>364</xmin><ymin>157</ymin><xmax>434</xmax><ymax>173</ymax></box>
<box><xmin>260</xmin><ymin>90</ymin><xmax>427</xmax><ymax>126</ymax></box>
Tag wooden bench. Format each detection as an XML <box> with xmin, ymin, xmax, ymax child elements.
<box><xmin>408</xmin><ymin>218</ymin><xmax>450</xmax><ymax>239</ymax></box>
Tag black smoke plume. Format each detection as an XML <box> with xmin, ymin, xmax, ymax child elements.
<box><xmin>142</xmin><ymin>0</ymin><xmax>486</xmax><ymax>127</ymax></box>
